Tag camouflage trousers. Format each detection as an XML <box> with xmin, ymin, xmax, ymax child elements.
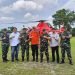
<box><xmin>61</xmin><ymin>46</ymin><xmax>72</xmax><ymax>61</ymax></box>
<box><xmin>21</xmin><ymin>45</ymin><xmax>29</xmax><ymax>61</ymax></box>
<box><xmin>2</xmin><ymin>43</ymin><xmax>9</xmax><ymax>61</ymax></box>
<box><xmin>40</xmin><ymin>44</ymin><xmax>49</xmax><ymax>62</ymax></box>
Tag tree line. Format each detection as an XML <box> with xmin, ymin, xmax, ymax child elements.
<box><xmin>0</xmin><ymin>9</ymin><xmax>75</xmax><ymax>36</ymax></box>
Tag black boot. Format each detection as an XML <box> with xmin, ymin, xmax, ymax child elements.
<box><xmin>22</xmin><ymin>56</ymin><xmax>24</xmax><ymax>62</ymax></box>
<box><xmin>47</xmin><ymin>57</ymin><xmax>49</xmax><ymax>63</ymax></box>
<box><xmin>36</xmin><ymin>57</ymin><xmax>38</xmax><ymax>62</ymax></box>
<box><xmin>40</xmin><ymin>59</ymin><xmax>43</xmax><ymax>63</ymax></box>
<box><xmin>69</xmin><ymin>60</ymin><xmax>73</xmax><ymax>65</ymax></box>
<box><xmin>32</xmin><ymin>56</ymin><xmax>35</xmax><ymax>61</ymax></box>
<box><xmin>3</xmin><ymin>57</ymin><xmax>7</xmax><ymax>62</ymax></box>
<box><xmin>60</xmin><ymin>59</ymin><xmax>65</xmax><ymax>64</ymax></box>
<box><xmin>40</xmin><ymin>54</ymin><xmax>43</xmax><ymax>63</ymax></box>
<box><xmin>27</xmin><ymin>57</ymin><xmax>29</xmax><ymax>62</ymax></box>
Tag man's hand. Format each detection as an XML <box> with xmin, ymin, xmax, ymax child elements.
<box><xmin>43</xmin><ymin>36</ymin><xmax>50</xmax><ymax>40</ymax></box>
<box><xmin>62</xmin><ymin>36</ymin><xmax>65</xmax><ymax>39</ymax></box>
<box><xmin>9</xmin><ymin>35</ymin><xmax>15</xmax><ymax>39</ymax></box>
<box><xmin>3</xmin><ymin>37</ymin><xmax>6</xmax><ymax>40</ymax></box>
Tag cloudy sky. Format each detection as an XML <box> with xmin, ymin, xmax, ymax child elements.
<box><xmin>0</xmin><ymin>0</ymin><xmax>75</xmax><ymax>30</ymax></box>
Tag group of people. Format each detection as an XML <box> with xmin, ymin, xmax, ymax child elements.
<box><xmin>1</xmin><ymin>27</ymin><xmax>73</xmax><ymax>65</ymax></box>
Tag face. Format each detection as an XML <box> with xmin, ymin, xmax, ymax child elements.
<box><xmin>23</xmin><ymin>29</ymin><xmax>26</xmax><ymax>33</ymax></box>
<box><xmin>64</xmin><ymin>28</ymin><xmax>67</xmax><ymax>32</ymax></box>
<box><xmin>3</xmin><ymin>30</ymin><xmax>7</xmax><ymax>34</ymax></box>
<box><xmin>52</xmin><ymin>30</ymin><xmax>55</xmax><ymax>33</ymax></box>
<box><xmin>43</xmin><ymin>30</ymin><xmax>46</xmax><ymax>34</ymax></box>
<box><xmin>13</xmin><ymin>28</ymin><xmax>17</xmax><ymax>33</ymax></box>
<box><xmin>32</xmin><ymin>27</ymin><xmax>36</xmax><ymax>31</ymax></box>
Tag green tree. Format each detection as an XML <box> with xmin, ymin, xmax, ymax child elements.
<box><xmin>52</xmin><ymin>9</ymin><xmax>75</xmax><ymax>29</ymax></box>
<box><xmin>8</xmin><ymin>26</ymin><xmax>14</xmax><ymax>32</ymax></box>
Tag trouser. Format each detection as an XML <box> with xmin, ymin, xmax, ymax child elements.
<box><xmin>61</xmin><ymin>46</ymin><xmax>72</xmax><ymax>61</ymax></box>
<box><xmin>11</xmin><ymin>44</ymin><xmax>19</xmax><ymax>61</ymax></box>
<box><xmin>21</xmin><ymin>45</ymin><xmax>29</xmax><ymax>61</ymax></box>
<box><xmin>2</xmin><ymin>44</ymin><xmax>9</xmax><ymax>61</ymax></box>
<box><xmin>40</xmin><ymin>45</ymin><xmax>49</xmax><ymax>62</ymax></box>
<box><xmin>51</xmin><ymin>46</ymin><xmax>59</xmax><ymax>63</ymax></box>
<box><xmin>31</xmin><ymin>44</ymin><xmax>38</xmax><ymax>61</ymax></box>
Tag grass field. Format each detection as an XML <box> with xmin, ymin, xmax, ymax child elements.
<box><xmin>0</xmin><ymin>37</ymin><xmax>75</xmax><ymax>75</ymax></box>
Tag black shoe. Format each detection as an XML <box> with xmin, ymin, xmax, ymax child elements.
<box><xmin>60</xmin><ymin>61</ymin><xmax>65</xmax><ymax>64</ymax></box>
<box><xmin>69</xmin><ymin>60</ymin><xmax>73</xmax><ymax>65</ymax></box>
<box><xmin>57</xmin><ymin>61</ymin><xmax>59</xmax><ymax>63</ymax></box>
<box><xmin>52</xmin><ymin>60</ymin><xmax>55</xmax><ymax>62</ymax></box>
<box><xmin>22</xmin><ymin>58</ymin><xmax>24</xmax><ymax>62</ymax></box>
<box><xmin>3</xmin><ymin>60</ymin><xmax>7</xmax><ymax>62</ymax></box>
<box><xmin>12</xmin><ymin>60</ymin><xmax>14</xmax><ymax>62</ymax></box>
<box><xmin>36</xmin><ymin>57</ymin><xmax>38</xmax><ymax>62</ymax></box>
<box><xmin>6</xmin><ymin>59</ymin><xmax>9</xmax><ymax>61</ymax></box>
<box><xmin>40</xmin><ymin>60</ymin><xmax>43</xmax><ymax>63</ymax></box>
<box><xmin>27</xmin><ymin>58</ymin><xmax>29</xmax><ymax>62</ymax></box>
<box><xmin>47</xmin><ymin>60</ymin><xmax>50</xmax><ymax>63</ymax></box>
<box><xmin>32</xmin><ymin>58</ymin><xmax>35</xmax><ymax>61</ymax></box>
<box><xmin>36</xmin><ymin>59</ymin><xmax>38</xmax><ymax>62</ymax></box>
<box><xmin>60</xmin><ymin>59</ymin><xmax>65</xmax><ymax>64</ymax></box>
<box><xmin>22</xmin><ymin>60</ymin><xmax>24</xmax><ymax>62</ymax></box>
<box><xmin>40</xmin><ymin>61</ymin><xmax>43</xmax><ymax>63</ymax></box>
<box><xmin>16</xmin><ymin>59</ymin><xmax>19</xmax><ymax>61</ymax></box>
<box><xmin>69</xmin><ymin>63</ymin><xmax>73</xmax><ymax>65</ymax></box>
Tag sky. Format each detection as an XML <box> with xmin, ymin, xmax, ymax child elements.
<box><xmin>0</xmin><ymin>0</ymin><xmax>75</xmax><ymax>30</ymax></box>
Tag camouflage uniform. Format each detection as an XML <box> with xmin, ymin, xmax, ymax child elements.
<box><xmin>20</xmin><ymin>32</ymin><xmax>29</xmax><ymax>61</ymax></box>
<box><xmin>1</xmin><ymin>33</ymin><xmax>9</xmax><ymax>62</ymax></box>
<box><xmin>40</xmin><ymin>33</ymin><xmax>49</xmax><ymax>63</ymax></box>
<box><xmin>60</xmin><ymin>31</ymin><xmax>72</xmax><ymax>64</ymax></box>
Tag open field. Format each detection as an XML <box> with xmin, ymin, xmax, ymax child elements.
<box><xmin>0</xmin><ymin>37</ymin><xmax>75</xmax><ymax>75</ymax></box>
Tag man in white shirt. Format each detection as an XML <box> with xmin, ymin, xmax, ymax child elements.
<box><xmin>49</xmin><ymin>29</ymin><xmax>60</xmax><ymax>63</ymax></box>
<box><xmin>9</xmin><ymin>27</ymin><xmax>20</xmax><ymax>62</ymax></box>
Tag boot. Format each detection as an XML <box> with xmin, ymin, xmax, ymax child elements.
<box><xmin>47</xmin><ymin>57</ymin><xmax>49</xmax><ymax>63</ymax></box>
<box><xmin>3</xmin><ymin>57</ymin><xmax>7</xmax><ymax>62</ymax></box>
<box><xmin>27</xmin><ymin>57</ymin><xmax>29</xmax><ymax>62</ymax></box>
<box><xmin>69</xmin><ymin>60</ymin><xmax>73</xmax><ymax>65</ymax></box>
<box><xmin>36</xmin><ymin>57</ymin><xmax>38</xmax><ymax>62</ymax></box>
<box><xmin>40</xmin><ymin>54</ymin><xmax>43</xmax><ymax>63</ymax></box>
<box><xmin>60</xmin><ymin>59</ymin><xmax>65</xmax><ymax>64</ymax></box>
<box><xmin>40</xmin><ymin>59</ymin><xmax>43</xmax><ymax>63</ymax></box>
<box><xmin>32</xmin><ymin>56</ymin><xmax>35</xmax><ymax>61</ymax></box>
<box><xmin>22</xmin><ymin>56</ymin><xmax>24</xmax><ymax>62</ymax></box>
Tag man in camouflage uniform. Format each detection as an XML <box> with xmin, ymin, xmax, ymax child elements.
<box><xmin>40</xmin><ymin>29</ymin><xmax>50</xmax><ymax>63</ymax></box>
<box><xmin>1</xmin><ymin>29</ymin><xmax>9</xmax><ymax>62</ymax></box>
<box><xmin>60</xmin><ymin>28</ymin><xmax>73</xmax><ymax>65</ymax></box>
<box><xmin>20</xmin><ymin>28</ymin><xmax>30</xmax><ymax>62</ymax></box>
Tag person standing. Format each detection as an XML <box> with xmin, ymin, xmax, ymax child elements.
<box><xmin>29</xmin><ymin>27</ymin><xmax>40</xmax><ymax>62</ymax></box>
<box><xmin>40</xmin><ymin>29</ymin><xmax>50</xmax><ymax>63</ymax></box>
<box><xmin>60</xmin><ymin>28</ymin><xmax>73</xmax><ymax>65</ymax></box>
<box><xmin>49</xmin><ymin>29</ymin><xmax>60</xmax><ymax>63</ymax></box>
<box><xmin>20</xmin><ymin>28</ymin><xmax>30</xmax><ymax>62</ymax></box>
<box><xmin>9</xmin><ymin>27</ymin><xmax>20</xmax><ymax>62</ymax></box>
<box><xmin>1</xmin><ymin>29</ymin><xmax>9</xmax><ymax>62</ymax></box>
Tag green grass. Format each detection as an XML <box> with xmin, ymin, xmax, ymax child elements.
<box><xmin>0</xmin><ymin>37</ymin><xmax>75</xmax><ymax>75</ymax></box>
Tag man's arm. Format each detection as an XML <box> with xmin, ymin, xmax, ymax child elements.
<box><xmin>9</xmin><ymin>33</ymin><xmax>15</xmax><ymax>39</ymax></box>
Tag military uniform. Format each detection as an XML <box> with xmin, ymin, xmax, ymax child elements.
<box><xmin>40</xmin><ymin>33</ymin><xmax>49</xmax><ymax>63</ymax></box>
<box><xmin>20</xmin><ymin>32</ymin><xmax>29</xmax><ymax>61</ymax></box>
<box><xmin>1</xmin><ymin>33</ymin><xmax>9</xmax><ymax>62</ymax></box>
<box><xmin>60</xmin><ymin>31</ymin><xmax>73</xmax><ymax>64</ymax></box>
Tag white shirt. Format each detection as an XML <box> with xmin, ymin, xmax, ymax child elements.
<box><xmin>49</xmin><ymin>32</ymin><xmax>59</xmax><ymax>47</ymax></box>
<box><xmin>9</xmin><ymin>32</ymin><xmax>20</xmax><ymax>46</ymax></box>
